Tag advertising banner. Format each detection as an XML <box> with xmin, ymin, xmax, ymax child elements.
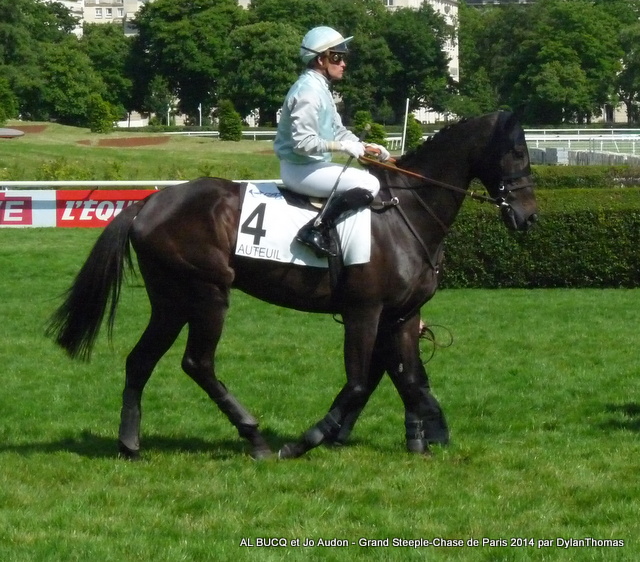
<box><xmin>0</xmin><ymin>189</ymin><xmax>156</xmax><ymax>227</ymax></box>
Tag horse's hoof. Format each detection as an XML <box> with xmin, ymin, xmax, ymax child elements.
<box><xmin>250</xmin><ymin>446</ymin><xmax>274</xmax><ymax>461</ymax></box>
<box><xmin>406</xmin><ymin>438</ymin><xmax>433</xmax><ymax>456</ymax></box>
<box><xmin>118</xmin><ymin>441</ymin><xmax>141</xmax><ymax>461</ymax></box>
<box><xmin>278</xmin><ymin>442</ymin><xmax>305</xmax><ymax>460</ymax></box>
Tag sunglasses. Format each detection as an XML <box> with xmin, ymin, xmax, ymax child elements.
<box><xmin>326</xmin><ymin>51</ymin><xmax>347</xmax><ymax>64</ymax></box>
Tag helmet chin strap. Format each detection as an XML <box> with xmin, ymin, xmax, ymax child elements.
<box><xmin>311</xmin><ymin>55</ymin><xmax>333</xmax><ymax>82</ymax></box>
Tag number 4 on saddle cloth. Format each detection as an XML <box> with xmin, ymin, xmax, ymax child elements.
<box><xmin>236</xmin><ymin>182</ymin><xmax>371</xmax><ymax>267</ymax></box>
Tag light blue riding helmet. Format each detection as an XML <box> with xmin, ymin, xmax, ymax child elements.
<box><xmin>299</xmin><ymin>26</ymin><xmax>353</xmax><ymax>64</ymax></box>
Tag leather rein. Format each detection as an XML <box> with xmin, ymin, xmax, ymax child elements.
<box><xmin>358</xmin><ymin>155</ymin><xmax>533</xmax><ymax>207</ymax></box>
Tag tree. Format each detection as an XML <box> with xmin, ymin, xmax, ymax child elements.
<box><xmin>131</xmin><ymin>0</ymin><xmax>247</xmax><ymax>118</ymax></box>
<box><xmin>87</xmin><ymin>94</ymin><xmax>117</xmax><ymax>133</ymax></box>
<box><xmin>81</xmin><ymin>23</ymin><xmax>134</xmax><ymax>117</ymax></box>
<box><xmin>616</xmin><ymin>24</ymin><xmax>640</xmax><ymax>124</ymax></box>
<box><xmin>217</xmin><ymin>99</ymin><xmax>242</xmax><ymax>141</ymax></box>
<box><xmin>219</xmin><ymin>21</ymin><xmax>300</xmax><ymax>126</ymax></box>
<box><xmin>598</xmin><ymin>0</ymin><xmax>640</xmax><ymax>124</ymax></box>
<box><xmin>381</xmin><ymin>5</ymin><xmax>452</xmax><ymax>118</ymax></box>
<box><xmin>454</xmin><ymin>2</ymin><xmax>499</xmax><ymax>117</ymax></box>
<box><xmin>247</xmin><ymin>0</ymin><xmax>331</xmax><ymax>31</ymax></box>
<box><xmin>461</xmin><ymin>0</ymin><xmax>623</xmax><ymax>124</ymax></box>
<box><xmin>35</xmin><ymin>39</ymin><xmax>108</xmax><ymax>126</ymax></box>
<box><xmin>0</xmin><ymin>0</ymin><xmax>78</xmax><ymax>120</ymax></box>
<box><xmin>404</xmin><ymin>114</ymin><xmax>424</xmax><ymax>151</ymax></box>
<box><xmin>337</xmin><ymin>34</ymin><xmax>398</xmax><ymax>124</ymax></box>
<box><xmin>0</xmin><ymin>76</ymin><xmax>17</xmax><ymax>124</ymax></box>
<box><xmin>144</xmin><ymin>75</ymin><xmax>173</xmax><ymax>124</ymax></box>
<box><xmin>516</xmin><ymin>0</ymin><xmax>622</xmax><ymax>123</ymax></box>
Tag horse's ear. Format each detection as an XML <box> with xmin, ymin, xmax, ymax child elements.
<box><xmin>501</xmin><ymin>105</ymin><xmax>525</xmax><ymax>133</ymax></box>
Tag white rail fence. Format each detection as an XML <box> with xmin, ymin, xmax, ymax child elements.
<box><xmin>161</xmin><ymin>128</ymin><xmax>640</xmax><ymax>156</ymax></box>
<box><xmin>0</xmin><ymin>179</ymin><xmax>282</xmax><ymax>190</ymax></box>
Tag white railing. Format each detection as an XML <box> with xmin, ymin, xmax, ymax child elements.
<box><xmin>525</xmin><ymin>128</ymin><xmax>640</xmax><ymax>137</ymax></box>
<box><xmin>152</xmin><ymin>128</ymin><xmax>640</xmax><ymax>156</ymax></box>
<box><xmin>163</xmin><ymin>130</ymin><xmax>277</xmax><ymax>141</ymax></box>
<box><xmin>0</xmin><ymin>179</ymin><xmax>283</xmax><ymax>190</ymax></box>
<box><xmin>525</xmin><ymin>134</ymin><xmax>640</xmax><ymax>155</ymax></box>
<box><xmin>164</xmin><ymin>129</ymin><xmax>409</xmax><ymax>148</ymax></box>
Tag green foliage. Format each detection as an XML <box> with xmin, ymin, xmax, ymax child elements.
<box><xmin>532</xmin><ymin>165</ymin><xmax>640</xmax><ymax>189</ymax></box>
<box><xmin>0</xmin><ymin>76</ymin><xmax>18</xmax><ymax>124</ymax></box>
<box><xmin>367</xmin><ymin>123</ymin><xmax>387</xmax><ymax>147</ymax></box>
<box><xmin>143</xmin><ymin>75</ymin><xmax>173</xmax><ymax>123</ymax></box>
<box><xmin>81</xmin><ymin>23</ymin><xmax>133</xmax><ymax>115</ymax></box>
<box><xmin>380</xmin><ymin>4</ymin><xmax>452</xmax><ymax>116</ymax></box>
<box><xmin>404</xmin><ymin>114</ymin><xmax>424</xmax><ymax>150</ymax></box>
<box><xmin>36</xmin><ymin>157</ymin><xmax>94</xmax><ymax>181</ymax></box>
<box><xmin>37</xmin><ymin>40</ymin><xmax>108</xmax><ymax>126</ymax></box>
<box><xmin>87</xmin><ymin>94</ymin><xmax>116</xmax><ymax>133</ymax></box>
<box><xmin>442</xmin><ymin>187</ymin><xmax>640</xmax><ymax>288</ymax></box>
<box><xmin>352</xmin><ymin>110</ymin><xmax>372</xmax><ymax>135</ymax></box>
<box><xmin>132</xmin><ymin>0</ymin><xmax>247</xmax><ymax>117</ymax></box>
<box><xmin>352</xmin><ymin>111</ymin><xmax>387</xmax><ymax>146</ymax></box>
<box><xmin>459</xmin><ymin>0</ymin><xmax>625</xmax><ymax>125</ymax></box>
<box><xmin>4</xmin><ymin>0</ymin><xmax>640</xmax><ymax>129</ymax></box>
<box><xmin>217</xmin><ymin>99</ymin><xmax>243</xmax><ymax>141</ymax></box>
<box><xmin>220</xmin><ymin>21</ymin><xmax>300</xmax><ymax>127</ymax></box>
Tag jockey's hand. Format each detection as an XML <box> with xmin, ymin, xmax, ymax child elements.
<box><xmin>340</xmin><ymin>140</ymin><xmax>366</xmax><ymax>159</ymax></box>
<box><xmin>365</xmin><ymin>143</ymin><xmax>391</xmax><ymax>162</ymax></box>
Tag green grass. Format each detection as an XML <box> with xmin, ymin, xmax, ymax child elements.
<box><xmin>0</xmin><ymin>228</ymin><xmax>639</xmax><ymax>561</ymax></box>
<box><xmin>0</xmin><ymin>121</ymin><xmax>282</xmax><ymax>181</ymax></box>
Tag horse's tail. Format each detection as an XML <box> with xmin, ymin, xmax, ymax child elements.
<box><xmin>46</xmin><ymin>200</ymin><xmax>147</xmax><ymax>361</ymax></box>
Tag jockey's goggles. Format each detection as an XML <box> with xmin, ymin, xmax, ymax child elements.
<box><xmin>326</xmin><ymin>51</ymin><xmax>347</xmax><ymax>64</ymax></box>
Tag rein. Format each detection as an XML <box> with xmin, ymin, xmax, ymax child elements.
<box><xmin>359</xmin><ymin>156</ymin><xmax>522</xmax><ymax>206</ymax></box>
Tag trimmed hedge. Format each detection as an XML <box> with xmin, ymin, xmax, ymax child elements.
<box><xmin>441</xmin><ymin>188</ymin><xmax>640</xmax><ymax>288</ymax></box>
<box><xmin>532</xmin><ymin>165</ymin><xmax>640</xmax><ymax>189</ymax></box>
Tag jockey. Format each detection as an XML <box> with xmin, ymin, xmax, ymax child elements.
<box><xmin>274</xmin><ymin>26</ymin><xmax>390</xmax><ymax>258</ymax></box>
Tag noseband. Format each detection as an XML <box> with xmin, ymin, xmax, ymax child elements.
<box><xmin>494</xmin><ymin>169</ymin><xmax>535</xmax><ymax>208</ymax></box>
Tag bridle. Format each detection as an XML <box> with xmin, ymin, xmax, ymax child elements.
<box><xmin>359</xmin><ymin>152</ymin><xmax>534</xmax><ymax>266</ymax></box>
<box><xmin>359</xmin><ymin>155</ymin><xmax>534</xmax><ymax>209</ymax></box>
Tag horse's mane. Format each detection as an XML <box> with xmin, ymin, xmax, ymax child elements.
<box><xmin>395</xmin><ymin>117</ymin><xmax>473</xmax><ymax>168</ymax></box>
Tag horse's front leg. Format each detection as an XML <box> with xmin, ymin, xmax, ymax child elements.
<box><xmin>386</xmin><ymin>315</ymin><xmax>449</xmax><ymax>454</ymax></box>
<box><xmin>279</xmin><ymin>309</ymin><xmax>380</xmax><ymax>459</ymax></box>
<box><xmin>323</xmin><ymin>335</ymin><xmax>387</xmax><ymax>446</ymax></box>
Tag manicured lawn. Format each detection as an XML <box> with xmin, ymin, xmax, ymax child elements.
<box><xmin>0</xmin><ymin>228</ymin><xmax>637</xmax><ymax>561</ymax></box>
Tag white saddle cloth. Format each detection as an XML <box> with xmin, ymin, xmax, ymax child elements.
<box><xmin>235</xmin><ymin>182</ymin><xmax>371</xmax><ymax>268</ymax></box>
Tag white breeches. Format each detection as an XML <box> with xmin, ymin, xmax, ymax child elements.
<box><xmin>280</xmin><ymin>160</ymin><xmax>380</xmax><ymax>198</ymax></box>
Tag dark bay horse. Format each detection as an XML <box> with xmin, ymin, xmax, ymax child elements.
<box><xmin>47</xmin><ymin>111</ymin><xmax>537</xmax><ymax>460</ymax></box>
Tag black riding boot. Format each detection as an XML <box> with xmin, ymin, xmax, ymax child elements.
<box><xmin>296</xmin><ymin>188</ymin><xmax>374</xmax><ymax>258</ymax></box>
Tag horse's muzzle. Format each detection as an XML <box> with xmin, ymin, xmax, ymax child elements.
<box><xmin>501</xmin><ymin>203</ymin><xmax>538</xmax><ymax>232</ymax></box>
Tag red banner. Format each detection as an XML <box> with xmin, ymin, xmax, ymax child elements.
<box><xmin>0</xmin><ymin>192</ymin><xmax>34</xmax><ymax>226</ymax></box>
<box><xmin>55</xmin><ymin>189</ymin><xmax>156</xmax><ymax>227</ymax></box>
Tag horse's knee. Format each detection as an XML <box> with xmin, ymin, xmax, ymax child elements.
<box><xmin>181</xmin><ymin>354</ymin><xmax>212</xmax><ymax>381</ymax></box>
<box><xmin>332</xmin><ymin>382</ymin><xmax>369</xmax><ymax>410</ymax></box>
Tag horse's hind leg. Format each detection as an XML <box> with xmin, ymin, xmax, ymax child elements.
<box><xmin>180</xmin><ymin>282</ymin><xmax>272</xmax><ymax>460</ymax></box>
<box><xmin>119</xmin><ymin>307</ymin><xmax>186</xmax><ymax>459</ymax></box>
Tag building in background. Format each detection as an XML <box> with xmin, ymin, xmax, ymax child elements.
<box><xmin>42</xmin><ymin>0</ymin><xmax>149</xmax><ymax>37</ymax></box>
<box><xmin>465</xmin><ymin>0</ymin><xmax>534</xmax><ymax>4</ymax></box>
